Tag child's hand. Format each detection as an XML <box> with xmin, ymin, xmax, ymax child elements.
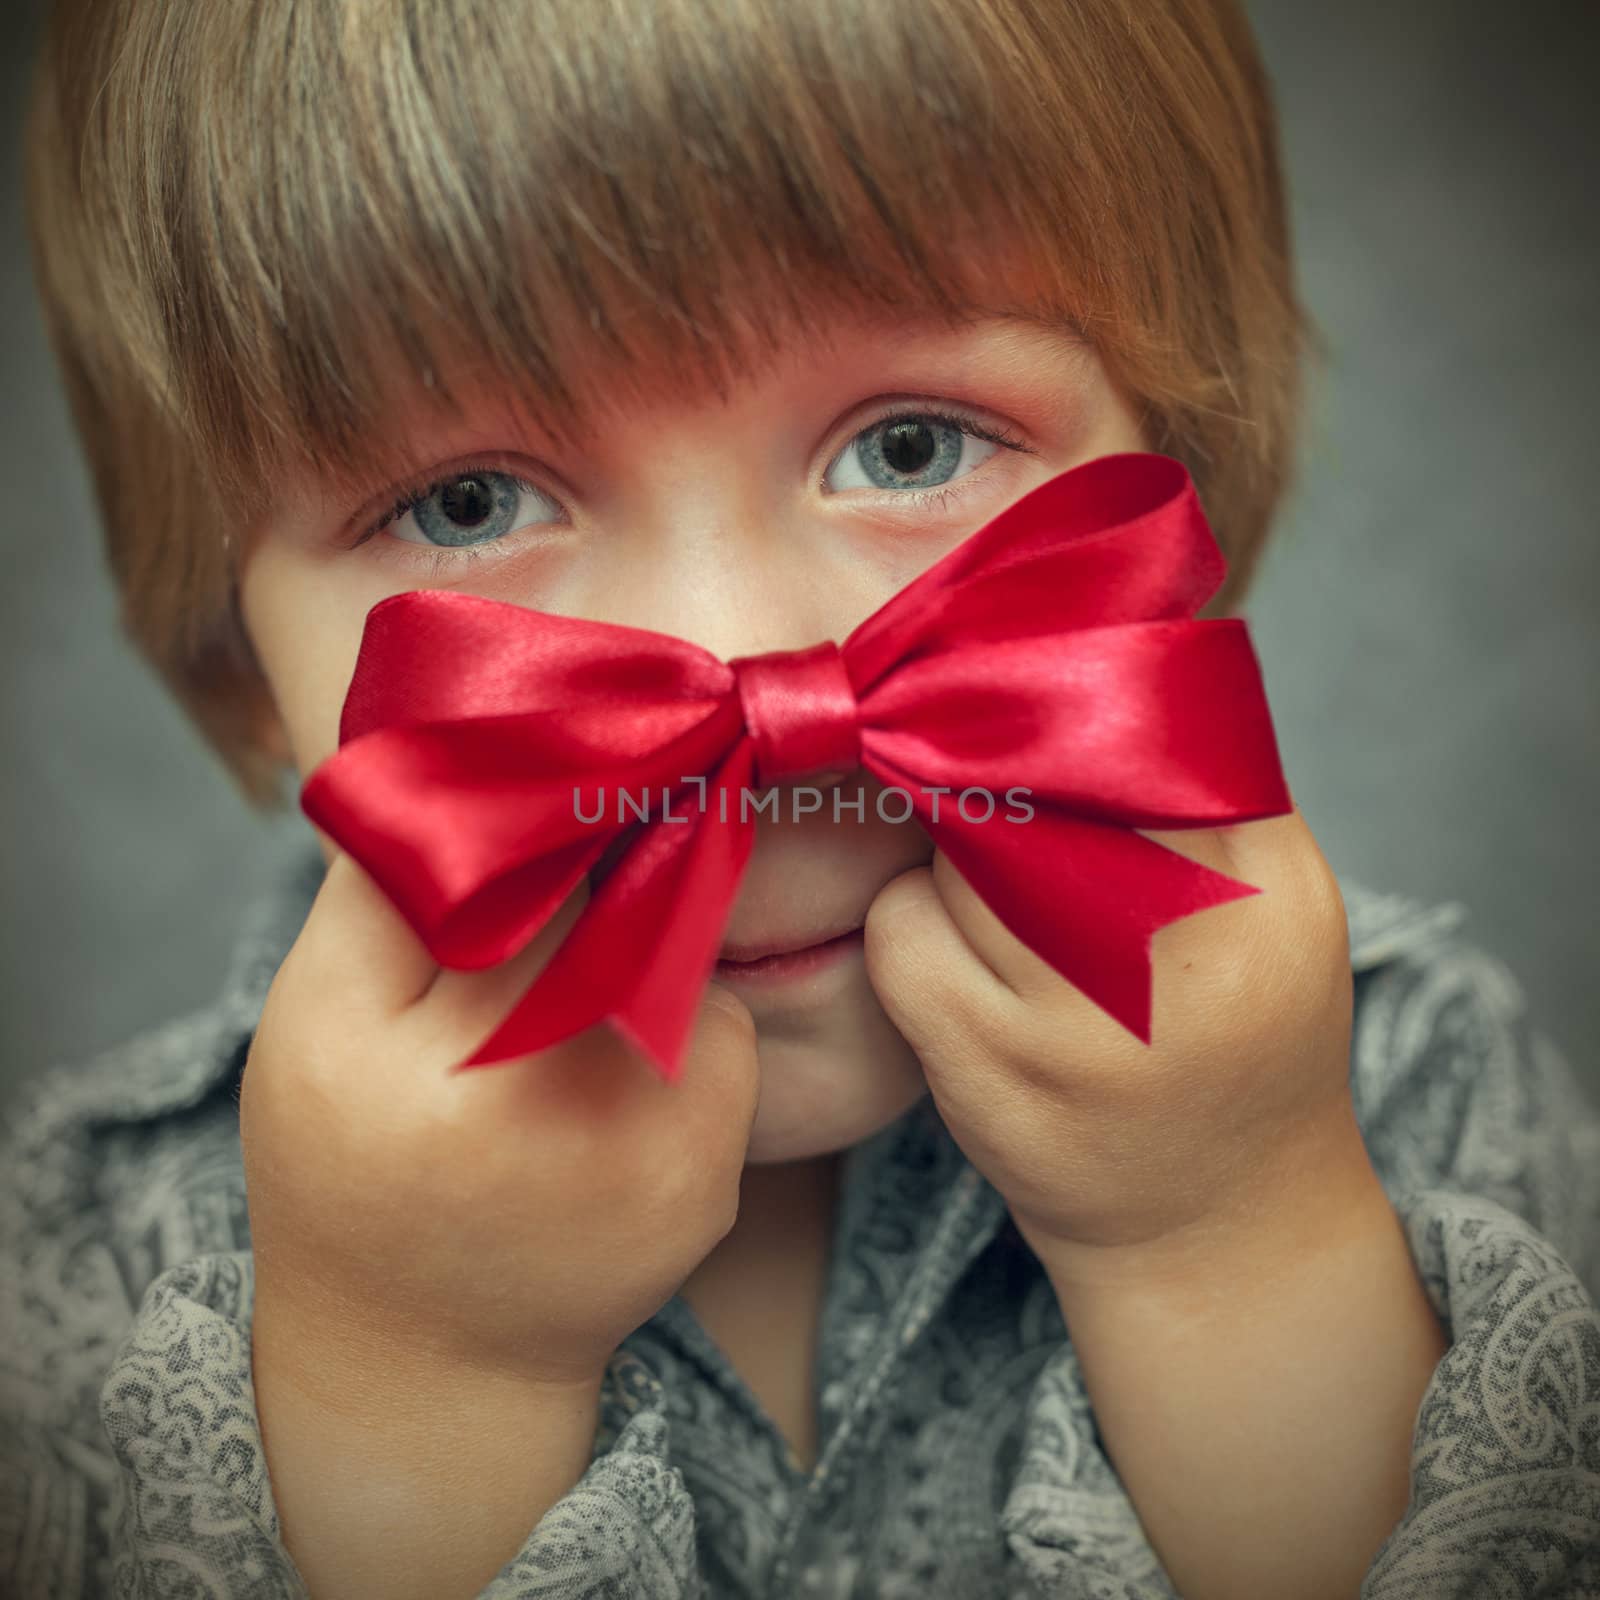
<box><xmin>862</xmin><ymin>806</ymin><xmax>1357</xmax><ymax>1273</ymax></box>
<box><xmin>240</xmin><ymin>849</ymin><xmax>762</xmax><ymax>1390</ymax></box>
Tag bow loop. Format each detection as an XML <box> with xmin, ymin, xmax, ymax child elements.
<box><xmin>731</xmin><ymin>641</ymin><xmax>861</xmax><ymax>786</ymax></box>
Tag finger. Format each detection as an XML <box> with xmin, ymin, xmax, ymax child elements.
<box><xmin>862</xmin><ymin>862</ymin><xmax>1012</xmax><ymax>1062</ymax></box>
<box><xmin>518</xmin><ymin>979</ymin><xmax>760</xmax><ymax>1150</ymax></box>
<box><xmin>901</xmin><ymin>833</ymin><xmax>1249</xmax><ymax>1011</ymax></box>
<box><xmin>658</xmin><ymin>980</ymin><xmax>762</xmax><ymax>1151</ymax></box>
<box><xmin>289</xmin><ymin>848</ymin><xmax>441</xmax><ymax>1016</ymax></box>
<box><xmin>921</xmin><ymin>848</ymin><xmax>1067</xmax><ymax>1001</ymax></box>
<box><xmin>1133</xmin><ymin>821</ymin><xmax>1237</xmax><ymax>877</ymax></box>
<box><xmin>1135</xmin><ymin>806</ymin><xmax>1327</xmax><ymax>897</ymax></box>
<box><xmin>1150</xmin><ymin>806</ymin><xmax>1348</xmax><ymax>981</ymax></box>
<box><xmin>1133</xmin><ymin>816</ymin><xmax>1292</xmax><ymax>964</ymax></box>
<box><xmin>424</xmin><ymin>872</ymin><xmax>593</xmax><ymax>1047</ymax></box>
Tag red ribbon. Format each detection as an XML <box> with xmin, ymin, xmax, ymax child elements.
<box><xmin>300</xmin><ymin>452</ymin><xmax>1293</xmax><ymax>1083</ymax></box>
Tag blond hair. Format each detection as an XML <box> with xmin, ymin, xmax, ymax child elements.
<box><xmin>23</xmin><ymin>0</ymin><xmax>1317</xmax><ymax>813</ymax></box>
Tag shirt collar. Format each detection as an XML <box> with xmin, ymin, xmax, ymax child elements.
<box><xmin>79</xmin><ymin>834</ymin><xmax>1468</xmax><ymax>1128</ymax></box>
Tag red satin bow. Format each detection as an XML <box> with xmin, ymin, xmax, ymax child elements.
<box><xmin>300</xmin><ymin>451</ymin><xmax>1293</xmax><ymax>1083</ymax></box>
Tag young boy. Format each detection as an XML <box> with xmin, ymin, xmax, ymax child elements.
<box><xmin>5</xmin><ymin>1</ymin><xmax>1598</xmax><ymax>1597</ymax></box>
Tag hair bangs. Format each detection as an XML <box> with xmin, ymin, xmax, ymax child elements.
<box><xmin>118</xmin><ymin>0</ymin><xmax>1112</xmax><ymax>520</ymax></box>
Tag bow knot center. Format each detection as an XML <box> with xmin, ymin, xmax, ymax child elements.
<box><xmin>730</xmin><ymin>642</ymin><xmax>861</xmax><ymax>787</ymax></box>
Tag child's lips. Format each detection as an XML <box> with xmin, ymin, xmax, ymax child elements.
<box><xmin>714</xmin><ymin>925</ymin><xmax>866</xmax><ymax>983</ymax></box>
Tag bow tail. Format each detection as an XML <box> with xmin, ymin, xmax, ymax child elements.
<box><xmin>883</xmin><ymin>767</ymin><xmax>1262</xmax><ymax>1044</ymax></box>
<box><xmin>452</xmin><ymin>743</ymin><xmax>759</xmax><ymax>1083</ymax></box>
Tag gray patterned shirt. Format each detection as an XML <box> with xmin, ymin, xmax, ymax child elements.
<box><xmin>3</xmin><ymin>845</ymin><xmax>1598</xmax><ymax>1598</ymax></box>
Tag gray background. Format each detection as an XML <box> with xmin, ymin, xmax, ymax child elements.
<box><xmin>2</xmin><ymin>0</ymin><xmax>1595</xmax><ymax>1106</ymax></box>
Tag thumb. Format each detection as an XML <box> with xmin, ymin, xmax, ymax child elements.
<box><xmin>863</xmin><ymin>863</ymin><xmax>998</xmax><ymax>1067</ymax></box>
<box><xmin>426</xmin><ymin>872</ymin><xmax>594</xmax><ymax>1044</ymax></box>
<box><xmin>667</xmin><ymin>978</ymin><xmax>762</xmax><ymax>1150</ymax></box>
<box><xmin>287</xmin><ymin>845</ymin><xmax>441</xmax><ymax>1017</ymax></box>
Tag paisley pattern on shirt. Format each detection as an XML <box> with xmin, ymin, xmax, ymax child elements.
<box><xmin>3</xmin><ymin>845</ymin><xmax>1598</xmax><ymax>1598</ymax></box>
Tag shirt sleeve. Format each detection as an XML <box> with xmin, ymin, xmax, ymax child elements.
<box><xmin>95</xmin><ymin>1249</ymin><xmax>706</xmax><ymax>1599</ymax></box>
<box><xmin>1351</xmin><ymin>936</ymin><xmax>1600</xmax><ymax>1597</ymax></box>
<box><xmin>995</xmin><ymin>930</ymin><xmax>1600</xmax><ymax>1600</ymax></box>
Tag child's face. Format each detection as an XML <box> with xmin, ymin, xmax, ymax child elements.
<box><xmin>238</xmin><ymin>299</ymin><xmax>1147</xmax><ymax>1163</ymax></box>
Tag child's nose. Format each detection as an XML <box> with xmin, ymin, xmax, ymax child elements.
<box><xmin>567</xmin><ymin>541</ymin><xmax>859</xmax><ymax>666</ymax></box>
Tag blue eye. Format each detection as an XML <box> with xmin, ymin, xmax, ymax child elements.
<box><xmin>370</xmin><ymin>466</ymin><xmax>562</xmax><ymax>563</ymax></box>
<box><xmin>825</xmin><ymin>407</ymin><xmax>1027</xmax><ymax>498</ymax></box>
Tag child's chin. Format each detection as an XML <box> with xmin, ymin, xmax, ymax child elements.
<box><xmin>740</xmin><ymin>1014</ymin><xmax>929</xmax><ymax>1165</ymax></box>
